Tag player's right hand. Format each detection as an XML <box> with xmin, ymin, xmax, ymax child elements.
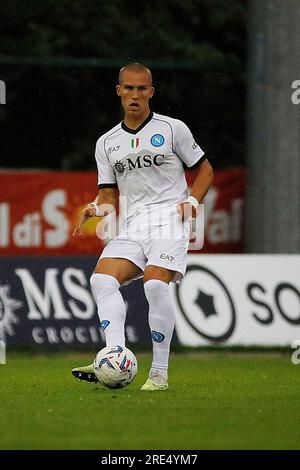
<box><xmin>72</xmin><ymin>204</ymin><xmax>97</xmax><ymax>237</ymax></box>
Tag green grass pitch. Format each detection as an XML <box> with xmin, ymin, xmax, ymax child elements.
<box><xmin>0</xmin><ymin>351</ymin><xmax>300</xmax><ymax>450</ymax></box>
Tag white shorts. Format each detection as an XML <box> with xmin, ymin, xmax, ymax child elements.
<box><xmin>99</xmin><ymin>204</ymin><xmax>190</xmax><ymax>284</ymax></box>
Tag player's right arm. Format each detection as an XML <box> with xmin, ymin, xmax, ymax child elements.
<box><xmin>73</xmin><ymin>135</ymin><xmax>118</xmax><ymax>237</ymax></box>
<box><xmin>72</xmin><ymin>187</ymin><xmax>118</xmax><ymax>237</ymax></box>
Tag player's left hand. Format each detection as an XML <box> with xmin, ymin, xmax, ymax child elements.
<box><xmin>177</xmin><ymin>202</ymin><xmax>198</xmax><ymax>221</ymax></box>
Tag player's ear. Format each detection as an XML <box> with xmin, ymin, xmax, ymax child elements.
<box><xmin>116</xmin><ymin>85</ymin><xmax>121</xmax><ymax>96</ymax></box>
<box><xmin>150</xmin><ymin>86</ymin><xmax>155</xmax><ymax>98</ymax></box>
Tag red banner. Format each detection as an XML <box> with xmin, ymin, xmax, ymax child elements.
<box><xmin>0</xmin><ymin>168</ymin><xmax>245</xmax><ymax>255</ymax></box>
<box><xmin>188</xmin><ymin>168</ymin><xmax>246</xmax><ymax>253</ymax></box>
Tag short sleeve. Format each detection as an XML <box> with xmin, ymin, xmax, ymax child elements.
<box><xmin>95</xmin><ymin>138</ymin><xmax>117</xmax><ymax>188</ymax></box>
<box><xmin>173</xmin><ymin>119</ymin><xmax>205</xmax><ymax>168</ymax></box>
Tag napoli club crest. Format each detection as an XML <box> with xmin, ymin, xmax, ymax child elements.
<box><xmin>150</xmin><ymin>134</ymin><xmax>165</xmax><ymax>147</ymax></box>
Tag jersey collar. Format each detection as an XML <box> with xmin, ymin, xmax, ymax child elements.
<box><xmin>121</xmin><ymin>111</ymin><xmax>153</xmax><ymax>135</ymax></box>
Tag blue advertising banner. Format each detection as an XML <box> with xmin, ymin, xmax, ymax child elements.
<box><xmin>0</xmin><ymin>256</ymin><xmax>172</xmax><ymax>349</ymax></box>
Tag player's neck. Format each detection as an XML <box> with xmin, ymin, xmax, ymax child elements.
<box><xmin>123</xmin><ymin>110</ymin><xmax>152</xmax><ymax>131</ymax></box>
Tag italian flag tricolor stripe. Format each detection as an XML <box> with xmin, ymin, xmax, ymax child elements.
<box><xmin>131</xmin><ymin>138</ymin><xmax>139</xmax><ymax>149</ymax></box>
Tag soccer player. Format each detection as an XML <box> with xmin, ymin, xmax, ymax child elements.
<box><xmin>72</xmin><ymin>63</ymin><xmax>213</xmax><ymax>390</ymax></box>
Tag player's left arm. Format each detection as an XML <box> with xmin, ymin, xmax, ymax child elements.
<box><xmin>177</xmin><ymin>159</ymin><xmax>213</xmax><ymax>221</ymax></box>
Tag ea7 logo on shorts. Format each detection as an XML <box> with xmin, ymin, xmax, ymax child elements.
<box><xmin>160</xmin><ymin>254</ymin><xmax>174</xmax><ymax>262</ymax></box>
<box><xmin>150</xmin><ymin>134</ymin><xmax>165</xmax><ymax>147</ymax></box>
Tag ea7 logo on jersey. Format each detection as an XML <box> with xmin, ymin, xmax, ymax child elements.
<box><xmin>160</xmin><ymin>254</ymin><xmax>174</xmax><ymax>262</ymax></box>
<box><xmin>108</xmin><ymin>146</ymin><xmax>120</xmax><ymax>154</ymax></box>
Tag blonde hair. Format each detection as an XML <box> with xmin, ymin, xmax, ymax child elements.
<box><xmin>119</xmin><ymin>63</ymin><xmax>152</xmax><ymax>85</ymax></box>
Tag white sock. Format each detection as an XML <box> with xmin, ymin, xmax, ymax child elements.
<box><xmin>90</xmin><ymin>273</ymin><xmax>126</xmax><ymax>347</ymax></box>
<box><xmin>144</xmin><ymin>279</ymin><xmax>175</xmax><ymax>378</ymax></box>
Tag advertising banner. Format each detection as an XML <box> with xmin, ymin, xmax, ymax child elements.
<box><xmin>172</xmin><ymin>254</ymin><xmax>300</xmax><ymax>346</ymax></box>
<box><xmin>0</xmin><ymin>171</ymin><xmax>101</xmax><ymax>255</ymax></box>
<box><xmin>0</xmin><ymin>168</ymin><xmax>245</xmax><ymax>255</ymax></box>
<box><xmin>0</xmin><ymin>256</ymin><xmax>156</xmax><ymax>349</ymax></box>
<box><xmin>0</xmin><ymin>254</ymin><xmax>299</xmax><ymax>349</ymax></box>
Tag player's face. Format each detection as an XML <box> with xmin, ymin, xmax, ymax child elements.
<box><xmin>116</xmin><ymin>71</ymin><xmax>154</xmax><ymax>119</ymax></box>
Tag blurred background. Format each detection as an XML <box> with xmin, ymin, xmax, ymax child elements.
<box><xmin>0</xmin><ymin>0</ymin><xmax>246</xmax><ymax>170</ymax></box>
<box><xmin>0</xmin><ymin>0</ymin><xmax>299</xmax><ymax>351</ymax></box>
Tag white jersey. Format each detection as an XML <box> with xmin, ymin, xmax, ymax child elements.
<box><xmin>95</xmin><ymin>112</ymin><xmax>205</xmax><ymax>224</ymax></box>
